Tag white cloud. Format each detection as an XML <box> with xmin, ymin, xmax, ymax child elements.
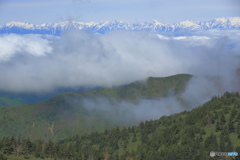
<box><xmin>0</xmin><ymin>34</ymin><xmax>52</xmax><ymax>61</ymax></box>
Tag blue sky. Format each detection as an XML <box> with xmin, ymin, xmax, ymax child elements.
<box><xmin>0</xmin><ymin>0</ymin><xmax>240</xmax><ymax>25</ymax></box>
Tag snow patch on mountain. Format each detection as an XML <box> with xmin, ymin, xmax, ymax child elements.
<box><xmin>179</xmin><ymin>20</ymin><xmax>201</xmax><ymax>29</ymax></box>
<box><xmin>5</xmin><ymin>22</ymin><xmax>35</xmax><ymax>29</ymax></box>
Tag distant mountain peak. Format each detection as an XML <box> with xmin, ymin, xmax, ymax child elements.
<box><xmin>149</xmin><ymin>19</ymin><xmax>165</xmax><ymax>25</ymax></box>
<box><xmin>179</xmin><ymin>20</ymin><xmax>201</xmax><ymax>29</ymax></box>
<box><xmin>213</xmin><ymin>17</ymin><xmax>240</xmax><ymax>23</ymax></box>
<box><xmin>214</xmin><ymin>17</ymin><xmax>229</xmax><ymax>23</ymax></box>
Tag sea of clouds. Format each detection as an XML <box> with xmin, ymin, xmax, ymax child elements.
<box><xmin>0</xmin><ymin>30</ymin><xmax>239</xmax><ymax>93</ymax></box>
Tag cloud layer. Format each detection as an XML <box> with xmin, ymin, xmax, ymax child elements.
<box><xmin>0</xmin><ymin>30</ymin><xmax>239</xmax><ymax>93</ymax></box>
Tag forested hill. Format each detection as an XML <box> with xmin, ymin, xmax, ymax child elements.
<box><xmin>0</xmin><ymin>74</ymin><xmax>192</xmax><ymax>141</ymax></box>
<box><xmin>0</xmin><ymin>92</ymin><xmax>240</xmax><ymax>160</ymax></box>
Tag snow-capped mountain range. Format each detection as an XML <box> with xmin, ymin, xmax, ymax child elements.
<box><xmin>0</xmin><ymin>17</ymin><xmax>240</xmax><ymax>35</ymax></box>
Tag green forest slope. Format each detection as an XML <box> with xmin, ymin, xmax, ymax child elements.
<box><xmin>0</xmin><ymin>92</ymin><xmax>239</xmax><ymax>160</ymax></box>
